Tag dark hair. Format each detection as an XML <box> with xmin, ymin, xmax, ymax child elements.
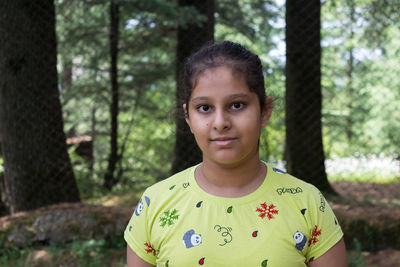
<box><xmin>181</xmin><ymin>41</ymin><xmax>267</xmax><ymax>110</ymax></box>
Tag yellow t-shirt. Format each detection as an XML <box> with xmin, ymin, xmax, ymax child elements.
<box><xmin>124</xmin><ymin>163</ymin><xmax>343</xmax><ymax>266</ymax></box>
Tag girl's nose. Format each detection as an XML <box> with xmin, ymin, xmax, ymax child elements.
<box><xmin>213</xmin><ymin>109</ymin><xmax>231</xmax><ymax>131</ymax></box>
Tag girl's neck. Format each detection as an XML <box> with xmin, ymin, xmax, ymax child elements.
<box><xmin>195</xmin><ymin>157</ymin><xmax>266</xmax><ymax>198</ymax></box>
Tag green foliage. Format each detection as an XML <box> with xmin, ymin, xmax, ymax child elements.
<box><xmin>347</xmin><ymin>238</ymin><xmax>367</xmax><ymax>267</ymax></box>
<box><xmin>55</xmin><ymin>0</ymin><xmax>285</xmax><ymax>196</ymax></box>
<box><xmin>0</xmin><ymin>238</ymin><xmax>126</xmax><ymax>267</ymax></box>
<box><xmin>53</xmin><ymin>0</ymin><xmax>399</xmax><ymax>198</ymax></box>
<box><xmin>0</xmin><ymin>245</ymin><xmax>29</xmax><ymax>267</ymax></box>
<box><xmin>322</xmin><ymin>0</ymin><xmax>400</xmax><ymax>158</ymax></box>
<box><xmin>56</xmin><ymin>0</ymin><xmax>180</xmax><ymax>194</ymax></box>
<box><xmin>0</xmin><ymin>157</ymin><xmax>3</xmax><ymax>174</ymax></box>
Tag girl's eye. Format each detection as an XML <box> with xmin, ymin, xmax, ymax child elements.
<box><xmin>231</xmin><ymin>102</ymin><xmax>244</xmax><ymax>110</ymax></box>
<box><xmin>198</xmin><ymin>105</ymin><xmax>211</xmax><ymax>113</ymax></box>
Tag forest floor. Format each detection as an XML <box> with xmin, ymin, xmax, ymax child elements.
<box><xmin>332</xmin><ymin>181</ymin><xmax>400</xmax><ymax>207</ymax></box>
<box><xmin>331</xmin><ymin>181</ymin><xmax>400</xmax><ymax>267</ymax></box>
<box><xmin>1</xmin><ymin>181</ymin><xmax>399</xmax><ymax>266</ymax></box>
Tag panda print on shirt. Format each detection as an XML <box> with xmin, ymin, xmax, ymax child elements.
<box><xmin>135</xmin><ymin>196</ymin><xmax>150</xmax><ymax>216</ymax></box>
<box><xmin>183</xmin><ymin>229</ymin><xmax>202</xmax><ymax>248</ymax></box>
<box><xmin>293</xmin><ymin>231</ymin><xmax>307</xmax><ymax>251</ymax></box>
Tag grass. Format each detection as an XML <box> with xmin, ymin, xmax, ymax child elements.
<box><xmin>347</xmin><ymin>238</ymin><xmax>367</xmax><ymax>267</ymax></box>
<box><xmin>0</xmin><ymin>238</ymin><xmax>126</xmax><ymax>267</ymax></box>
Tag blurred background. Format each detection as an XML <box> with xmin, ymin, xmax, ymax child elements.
<box><xmin>0</xmin><ymin>0</ymin><xmax>399</xmax><ymax>266</ymax></box>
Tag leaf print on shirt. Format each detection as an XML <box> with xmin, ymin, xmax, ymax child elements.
<box><xmin>227</xmin><ymin>206</ymin><xmax>233</xmax><ymax>213</ymax></box>
<box><xmin>256</xmin><ymin>202</ymin><xmax>279</xmax><ymax>220</ymax></box>
<box><xmin>252</xmin><ymin>230</ymin><xmax>258</xmax><ymax>237</ymax></box>
<box><xmin>261</xmin><ymin>259</ymin><xmax>268</xmax><ymax>266</ymax></box>
<box><xmin>199</xmin><ymin>257</ymin><xmax>205</xmax><ymax>265</ymax></box>
<box><xmin>160</xmin><ymin>209</ymin><xmax>179</xmax><ymax>227</ymax></box>
<box><xmin>144</xmin><ymin>242</ymin><xmax>156</xmax><ymax>256</ymax></box>
<box><xmin>308</xmin><ymin>225</ymin><xmax>322</xmax><ymax>246</ymax></box>
<box><xmin>273</xmin><ymin>167</ymin><xmax>286</xmax><ymax>174</ymax></box>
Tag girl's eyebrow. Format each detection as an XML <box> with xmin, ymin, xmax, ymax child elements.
<box><xmin>227</xmin><ymin>93</ymin><xmax>250</xmax><ymax>100</ymax></box>
<box><xmin>190</xmin><ymin>96</ymin><xmax>210</xmax><ymax>104</ymax></box>
<box><xmin>191</xmin><ymin>93</ymin><xmax>250</xmax><ymax>104</ymax></box>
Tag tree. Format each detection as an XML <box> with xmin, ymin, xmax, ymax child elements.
<box><xmin>0</xmin><ymin>0</ymin><xmax>80</xmax><ymax>213</ymax></box>
<box><xmin>56</xmin><ymin>0</ymin><xmax>182</xmax><ymax>190</ymax></box>
<box><xmin>285</xmin><ymin>0</ymin><xmax>335</xmax><ymax>194</ymax></box>
<box><xmin>171</xmin><ymin>0</ymin><xmax>215</xmax><ymax>174</ymax></box>
<box><xmin>321</xmin><ymin>0</ymin><xmax>400</xmax><ymax>159</ymax></box>
<box><xmin>104</xmin><ymin>0</ymin><xmax>121</xmax><ymax>190</ymax></box>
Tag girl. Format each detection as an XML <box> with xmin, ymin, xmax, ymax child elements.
<box><xmin>125</xmin><ymin>41</ymin><xmax>347</xmax><ymax>267</ymax></box>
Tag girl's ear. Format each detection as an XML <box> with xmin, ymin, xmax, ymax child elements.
<box><xmin>183</xmin><ymin>104</ymin><xmax>193</xmax><ymax>133</ymax></box>
<box><xmin>261</xmin><ymin>96</ymin><xmax>273</xmax><ymax>127</ymax></box>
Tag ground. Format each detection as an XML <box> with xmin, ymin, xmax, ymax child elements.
<box><xmin>332</xmin><ymin>181</ymin><xmax>400</xmax><ymax>207</ymax></box>
<box><xmin>331</xmin><ymin>181</ymin><xmax>400</xmax><ymax>267</ymax></box>
<box><xmin>1</xmin><ymin>181</ymin><xmax>399</xmax><ymax>266</ymax></box>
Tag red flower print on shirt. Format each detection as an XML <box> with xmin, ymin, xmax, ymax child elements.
<box><xmin>144</xmin><ymin>242</ymin><xmax>156</xmax><ymax>256</ymax></box>
<box><xmin>308</xmin><ymin>225</ymin><xmax>322</xmax><ymax>246</ymax></box>
<box><xmin>256</xmin><ymin>202</ymin><xmax>279</xmax><ymax>220</ymax></box>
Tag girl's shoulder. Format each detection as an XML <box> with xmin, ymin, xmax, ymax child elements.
<box><xmin>143</xmin><ymin>164</ymin><xmax>197</xmax><ymax>197</ymax></box>
<box><xmin>266</xmin><ymin>163</ymin><xmax>324</xmax><ymax>200</ymax></box>
<box><xmin>267</xmin><ymin>164</ymin><xmax>315</xmax><ymax>188</ymax></box>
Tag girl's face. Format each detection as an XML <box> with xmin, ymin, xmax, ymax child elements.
<box><xmin>184</xmin><ymin>66</ymin><xmax>272</xmax><ymax>168</ymax></box>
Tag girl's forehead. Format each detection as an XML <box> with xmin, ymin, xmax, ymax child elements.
<box><xmin>195</xmin><ymin>66</ymin><xmax>245</xmax><ymax>86</ymax></box>
<box><xmin>189</xmin><ymin>70</ymin><xmax>256</xmax><ymax>102</ymax></box>
<box><xmin>198</xmin><ymin>65</ymin><xmax>236</xmax><ymax>79</ymax></box>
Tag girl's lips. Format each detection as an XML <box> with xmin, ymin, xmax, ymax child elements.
<box><xmin>211</xmin><ymin>138</ymin><xmax>237</xmax><ymax>146</ymax></box>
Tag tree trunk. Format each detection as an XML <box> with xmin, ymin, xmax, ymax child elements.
<box><xmin>0</xmin><ymin>0</ymin><xmax>80</xmax><ymax>213</ymax></box>
<box><xmin>0</xmin><ymin>173</ymin><xmax>9</xmax><ymax>216</ymax></box>
<box><xmin>171</xmin><ymin>0</ymin><xmax>215</xmax><ymax>174</ymax></box>
<box><xmin>345</xmin><ymin>0</ymin><xmax>355</xmax><ymax>142</ymax></box>
<box><xmin>104</xmin><ymin>0</ymin><xmax>120</xmax><ymax>190</ymax></box>
<box><xmin>285</xmin><ymin>0</ymin><xmax>336</xmax><ymax>194</ymax></box>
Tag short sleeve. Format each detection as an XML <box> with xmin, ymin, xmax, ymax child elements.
<box><xmin>305</xmin><ymin>185</ymin><xmax>343</xmax><ymax>263</ymax></box>
<box><xmin>124</xmin><ymin>192</ymin><xmax>156</xmax><ymax>265</ymax></box>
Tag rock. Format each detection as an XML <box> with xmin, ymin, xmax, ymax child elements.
<box><xmin>0</xmin><ymin>202</ymin><xmax>133</xmax><ymax>247</ymax></box>
<box><xmin>25</xmin><ymin>250</ymin><xmax>52</xmax><ymax>266</ymax></box>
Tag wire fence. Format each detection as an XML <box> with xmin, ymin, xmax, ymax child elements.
<box><xmin>0</xmin><ymin>0</ymin><xmax>399</xmax><ymax>215</ymax></box>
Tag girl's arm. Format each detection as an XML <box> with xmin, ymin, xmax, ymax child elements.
<box><xmin>308</xmin><ymin>238</ymin><xmax>348</xmax><ymax>267</ymax></box>
<box><xmin>127</xmin><ymin>245</ymin><xmax>155</xmax><ymax>267</ymax></box>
